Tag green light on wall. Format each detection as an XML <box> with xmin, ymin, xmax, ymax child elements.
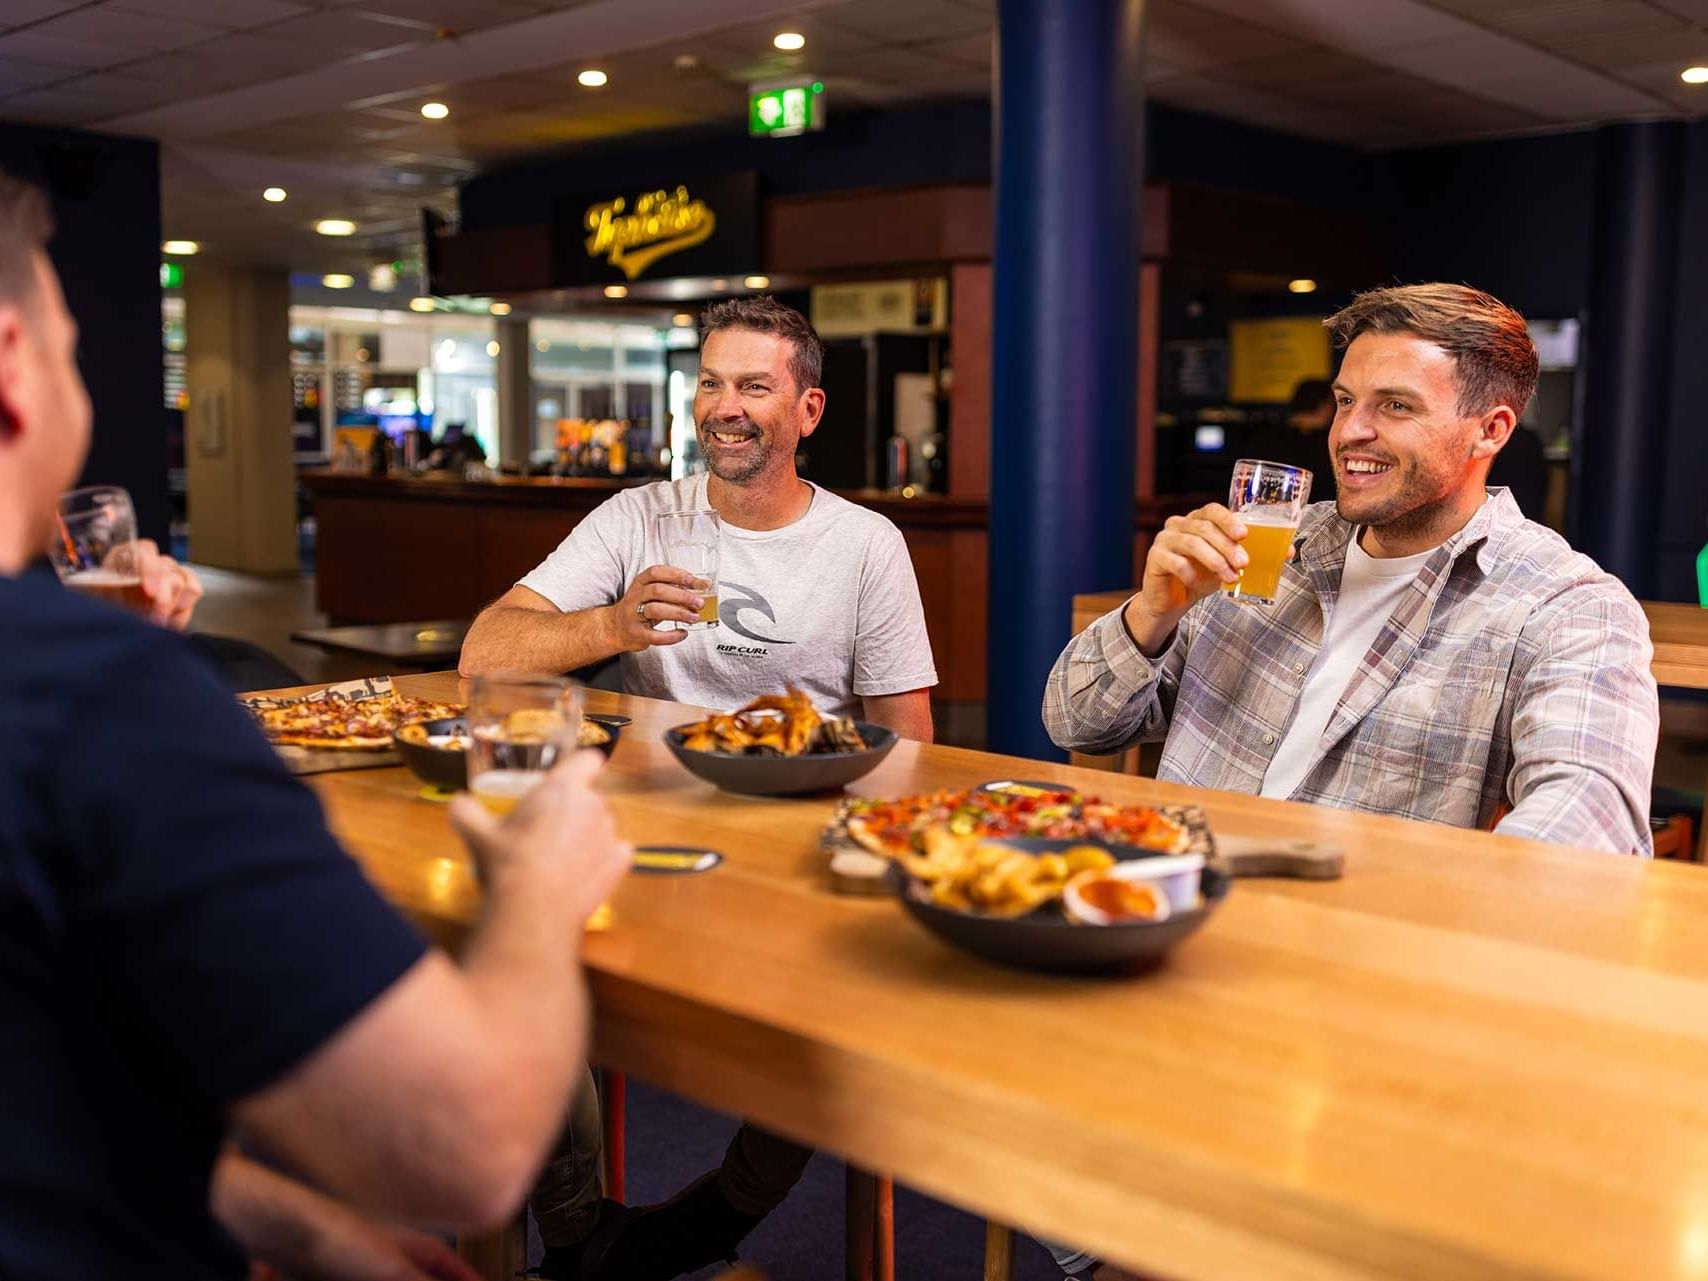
<box><xmin>160</xmin><ymin>261</ymin><xmax>183</xmax><ymax>289</ymax></box>
<box><xmin>750</xmin><ymin>79</ymin><xmax>826</xmax><ymax>137</ymax></box>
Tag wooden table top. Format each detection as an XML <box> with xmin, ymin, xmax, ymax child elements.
<box><xmin>292</xmin><ymin>671</ymin><xmax>1708</xmax><ymax>1281</ymax></box>
<box><xmin>290</xmin><ymin>620</ymin><xmax>470</xmax><ymax>663</ymax></box>
<box><xmin>1073</xmin><ymin>591</ymin><xmax>1708</xmax><ymax>691</ymax></box>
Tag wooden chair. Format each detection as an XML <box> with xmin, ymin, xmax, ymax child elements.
<box><xmin>1652</xmin><ymin>813</ymin><xmax>1696</xmax><ymax>861</ymax></box>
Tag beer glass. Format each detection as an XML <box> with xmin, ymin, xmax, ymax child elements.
<box><xmin>655</xmin><ymin>509</ymin><xmax>720</xmax><ymax>630</ymax></box>
<box><xmin>1222</xmin><ymin>460</ymin><xmax>1312</xmax><ymax>607</ymax></box>
<box><xmin>48</xmin><ymin>486</ymin><xmax>146</xmax><ymax>610</ymax></box>
<box><xmin>465</xmin><ymin>674</ymin><xmax>583</xmax><ymax>817</ymax></box>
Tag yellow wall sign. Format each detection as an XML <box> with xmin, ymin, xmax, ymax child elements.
<box><xmin>584</xmin><ymin>186</ymin><xmax>716</xmax><ymax>280</ymax></box>
<box><xmin>1229</xmin><ymin>317</ymin><xmax>1331</xmax><ymax>403</ymax></box>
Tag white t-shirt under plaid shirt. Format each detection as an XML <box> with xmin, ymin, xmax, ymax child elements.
<box><xmin>1043</xmin><ymin>489</ymin><xmax>1659</xmax><ymax>855</ymax></box>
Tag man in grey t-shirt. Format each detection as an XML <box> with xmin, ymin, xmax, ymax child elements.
<box><xmin>461</xmin><ymin>297</ymin><xmax>937</xmax><ymax>1280</ymax></box>
<box><xmin>461</xmin><ymin>299</ymin><xmax>936</xmax><ymax>738</ymax></box>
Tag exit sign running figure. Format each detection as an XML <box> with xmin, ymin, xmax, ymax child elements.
<box><xmin>749</xmin><ymin>79</ymin><xmax>825</xmax><ymax>137</ymax></box>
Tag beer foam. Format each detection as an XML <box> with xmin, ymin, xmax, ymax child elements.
<box><xmin>64</xmin><ymin>569</ymin><xmax>142</xmax><ymax>585</ymax></box>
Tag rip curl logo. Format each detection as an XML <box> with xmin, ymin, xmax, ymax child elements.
<box><xmin>718</xmin><ymin>581</ymin><xmax>794</xmax><ymax>646</ymax></box>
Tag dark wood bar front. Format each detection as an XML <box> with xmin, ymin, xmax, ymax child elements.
<box><xmin>303</xmin><ymin>470</ymin><xmax>1193</xmax><ymax>710</ymax></box>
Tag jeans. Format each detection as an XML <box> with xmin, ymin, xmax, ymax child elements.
<box><xmin>530</xmin><ymin>1071</ymin><xmax>814</xmax><ymax>1246</ymax></box>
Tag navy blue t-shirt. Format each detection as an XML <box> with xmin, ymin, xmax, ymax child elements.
<box><xmin>0</xmin><ymin>567</ymin><xmax>427</xmax><ymax>1278</ymax></box>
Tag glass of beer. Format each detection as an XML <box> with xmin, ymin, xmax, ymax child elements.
<box><xmin>465</xmin><ymin>674</ymin><xmax>583</xmax><ymax>817</ymax></box>
<box><xmin>1223</xmin><ymin>459</ymin><xmax>1312</xmax><ymax>607</ymax></box>
<box><xmin>48</xmin><ymin>486</ymin><xmax>147</xmax><ymax>610</ymax></box>
<box><xmin>654</xmin><ymin>509</ymin><xmax>720</xmax><ymax>630</ymax></box>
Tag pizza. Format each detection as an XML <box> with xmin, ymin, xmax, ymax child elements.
<box><xmin>250</xmin><ymin>691</ymin><xmax>462</xmax><ymax>751</ymax></box>
<box><xmin>840</xmin><ymin>787</ymin><xmax>1190</xmax><ymax>859</ymax></box>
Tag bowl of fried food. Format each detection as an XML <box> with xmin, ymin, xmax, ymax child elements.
<box><xmin>666</xmin><ymin>687</ymin><xmax>897</xmax><ymax>796</ymax></box>
<box><xmin>396</xmin><ymin>714</ymin><xmax>623</xmax><ymax>790</ymax></box>
<box><xmin>885</xmin><ymin>830</ymin><xmax>1228</xmax><ymax>974</ymax></box>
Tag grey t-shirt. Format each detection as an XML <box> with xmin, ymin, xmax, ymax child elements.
<box><xmin>518</xmin><ymin>473</ymin><xmax>938</xmax><ymax>717</ymax></box>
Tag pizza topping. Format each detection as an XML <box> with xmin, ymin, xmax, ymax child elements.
<box><xmin>841</xmin><ymin>788</ymin><xmax>1188</xmax><ymax>858</ymax></box>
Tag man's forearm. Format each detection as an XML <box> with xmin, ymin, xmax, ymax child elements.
<box><xmin>460</xmin><ymin>604</ymin><xmax>620</xmax><ymax>677</ymax></box>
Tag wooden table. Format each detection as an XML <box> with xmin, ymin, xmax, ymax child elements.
<box><xmin>293</xmin><ymin>670</ymin><xmax>1708</xmax><ymax>1281</ymax></box>
<box><xmin>289</xmin><ymin>620</ymin><xmax>470</xmax><ymax>666</ymax></box>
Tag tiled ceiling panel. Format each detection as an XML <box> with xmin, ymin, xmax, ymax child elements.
<box><xmin>5</xmin><ymin>0</ymin><xmax>1706</xmax><ymax>272</ymax></box>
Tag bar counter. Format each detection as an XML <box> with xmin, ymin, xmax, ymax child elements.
<box><xmin>302</xmin><ymin>470</ymin><xmax>1196</xmax><ymax>709</ymax></box>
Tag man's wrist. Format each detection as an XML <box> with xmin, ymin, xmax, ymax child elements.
<box><xmin>1119</xmin><ymin>599</ymin><xmax>1180</xmax><ymax>659</ymax></box>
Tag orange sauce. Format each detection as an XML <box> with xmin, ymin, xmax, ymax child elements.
<box><xmin>1076</xmin><ymin>877</ymin><xmax>1165</xmax><ymax>921</ymax></box>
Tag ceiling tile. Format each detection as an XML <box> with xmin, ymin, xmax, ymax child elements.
<box><xmin>345</xmin><ymin>0</ymin><xmax>545</xmax><ymax>33</ymax></box>
<box><xmin>818</xmin><ymin>0</ymin><xmax>989</xmax><ymax>44</ymax></box>
<box><xmin>922</xmin><ymin>30</ymin><xmax>991</xmax><ymax>68</ymax></box>
<box><xmin>0</xmin><ymin>29</ymin><xmax>137</xmax><ymax>69</ymax></box>
<box><xmin>26</xmin><ymin>3</ymin><xmax>228</xmax><ymax>53</ymax></box>
<box><xmin>110</xmin><ymin>0</ymin><xmax>308</xmax><ymax>27</ymax></box>
<box><xmin>1147</xmin><ymin>0</ymin><xmax>1315</xmax><ymax>71</ymax></box>
<box><xmin>246</xmin><ymin>9</ymin><xmax>430</xmax><ymax>56</ymax></box>
<box><xmin>0</xmin><ymin>53</ymin><xmax>69</xmax><ymax>92</ymax></box>
<box><xmin>0</xmin><ymin>83</ymin><xmax>112</xmax><ymax>122</ymax></box>
<box><xmin>0</xmin><ymin>0</ymin><xmax>88</xmax><ymax>31</ymax></box>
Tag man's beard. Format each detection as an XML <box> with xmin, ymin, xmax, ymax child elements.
<box><xmin>697</xmin><ymin>417</ymin><xmax>773</xmax><ymax>484</ymax></box>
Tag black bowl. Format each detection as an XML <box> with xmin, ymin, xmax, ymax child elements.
<box><xmin>395</xmin><ymin>714</ymin><xmax>623</xmax><ymax>791</ymax></box>
<box><xmin>888</xmin><ymin>838</ymin><xmax>1228</xmax><ymax>975</ymax></box>
<box><xmin>664</xmin><ymin>721</ymin><xmax>898</xmax><ymax>796</ymax></box>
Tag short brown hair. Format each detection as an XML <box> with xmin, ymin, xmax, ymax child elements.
<box><xmin>0</xmin><ymin>168</ymin><xmax>52</xmax><ymax>306</ymax></box>
<box><xmin>699</xmin><ymin>295</ymin><xmax>824</xmax><ymax>392</ymax></box>
<box><xmin>1324</xmin><ymin>283</ymin><xmax>1539</xmax><ymax>417</ymax></box>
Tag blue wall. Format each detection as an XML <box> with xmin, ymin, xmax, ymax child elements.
<box><xmin>0</xmin><ymin>121</ymin><xmax>166</xmax><ymax>546</ymax></box>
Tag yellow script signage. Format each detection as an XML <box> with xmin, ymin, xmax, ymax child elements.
<box><xmin>584</xmin><ymin>186</ymin><xmax>717</xmax><ymax>280</ymax></box>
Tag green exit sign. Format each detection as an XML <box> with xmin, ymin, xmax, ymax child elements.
<box><xmin>160</xmin><ymin>261</ymin><xmax>183</xmax><ymax>289</ymax></box>
<box><xmin>749</xmin><ymin>79</ymin><xmax>825</xmax><ymax>137</ymax></box>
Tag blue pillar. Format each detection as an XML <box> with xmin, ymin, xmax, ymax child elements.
<box><xmin>1574</xmin><ymin>121</ymin><xmax>1683</xmax><ymax>598</ymax></box>
<box><xmin>988</xmin><ymin>0</ymin><xmax>1145</xmax><ymax>759</ymax></box>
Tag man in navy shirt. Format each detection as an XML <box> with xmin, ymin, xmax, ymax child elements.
<box><xmin>0</xmin><ymin>168</ymin><xmax>632</xmax><ymax>1278</ymax></box>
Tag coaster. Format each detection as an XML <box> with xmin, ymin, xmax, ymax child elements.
<box><xmin>633</xmin><ymin>846</ymin><xmax>724</xmax><ymax>875</ymax></box>
<box><xmin>418</xmin><ymin>784</ymin><xmax>457</xmax><ymax>804</ymax></box>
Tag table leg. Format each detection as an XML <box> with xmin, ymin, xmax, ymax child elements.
<box><xmin>457</xmin><ymin>1215</ymin><xmax>526</xmax><ymax>1281</ymax></box>
<box><xmin>846</xmin><ymin>1166</ymin><xmax>877</xmax><ymax>1281</ymax></box>
<box><xmin>875</xmin><ymin>1175</ymin><xmax>895</xmax><ymax>1281</ymax></box>
<box><xmin>983</xmin><ymin>1220</ymin><xmax>1014</xmax><ymax>1281</ymax></box>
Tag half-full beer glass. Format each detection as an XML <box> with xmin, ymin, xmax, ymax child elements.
<box><xmin>48</xmin><ymin>486</ymin><xmax>146</xmax><ymax>610</ymax></box>
<box><xmin>655</xmin><ymin>509</ymin><xmax>720</xmax><ymax>630</ymax></box>
<box><xmin>466</xmin><ymin>674</ymin><xmax>582</xmax><ymax>817</ymax></box>
<box><xmin>1222</xmin><ymin>459</ymin><xmax>1312</xmax><ymax>607</ymax></box>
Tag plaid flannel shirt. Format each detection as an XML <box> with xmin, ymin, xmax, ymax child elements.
<box><xmin>1044</xmin><ymin>490</ymin><xmax>1659</xmax><ymax>855</ymax></box>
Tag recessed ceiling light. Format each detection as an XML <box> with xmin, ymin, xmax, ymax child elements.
<box><xmin>1683</xmin><ymin>65</ymin><xmax>1708</xmax><ymax>84</ymax></box>
<box><xmin>490</xmin><ymin>301</ymin><xmax>512</xmax><ymax>315</ymax></box>
<box><xmin>773</xmin><ymin>31</ymin><xmax>806</xmax><ymax>51</ymax></box>
<box><xmin>262</xmin><ymin>187</ymin><xmax>287</xmax><ymax>203</ymax></box>
<box><xmin>322</xmin><ymin>273</ymin><xmax>354</xmax><ymax>289</ymax></box>
<box><xmin>603</xmin><ymin>284</ymin><xmax>628</xmax><ymax>298</ymax></box>
<box><xmin>1287</xmin><ymin>278</ymin><xmax>1318</xmax><ymax>294</ymax></box>
<box><xmin>421</xmin><ymin>101</ymin><xmax>449</xmax><ymax>119</ymax></box>
<box><xmin>578</xmin><ymin>69</ymin><xmax>608</xmax><ymax>87</ymax></box>
<box><xmin>743</xmin><ymin>274</ymin><xmax>770</xmax><ymax>289</ymax></box>
<box><xmin>409</xmin><ymin>296</ymin><xmax>436</xmax><ymax>312</ymax></box>
<box><xmin>672</xmin><ymin>312</ymin><xmax>695</xmax><ymax>326</ymax></box>
<box><xmin>315</xmin><ymin>219</ymin><xmax>357</xmax><ymax>237</ymax></box>
<box><xmin>161</xmin><ymin>239</ymin><xmax>199</xmax><ymax>255</ymax></box>
<box><xmin>536</xmin><ymin>339</ymin><xmax>550</xmax><ymax>352</ymax></box>
<box><xmin>486</xmin><ymin>340</ymin><xmax>501</xmax><ymax>357</ymax></box>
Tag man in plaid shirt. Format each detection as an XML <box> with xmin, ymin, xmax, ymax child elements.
<box><xmin>1045</xmin><ymin>283</ymin><xmax>1657</xmax><ymax>875</ymax></box>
